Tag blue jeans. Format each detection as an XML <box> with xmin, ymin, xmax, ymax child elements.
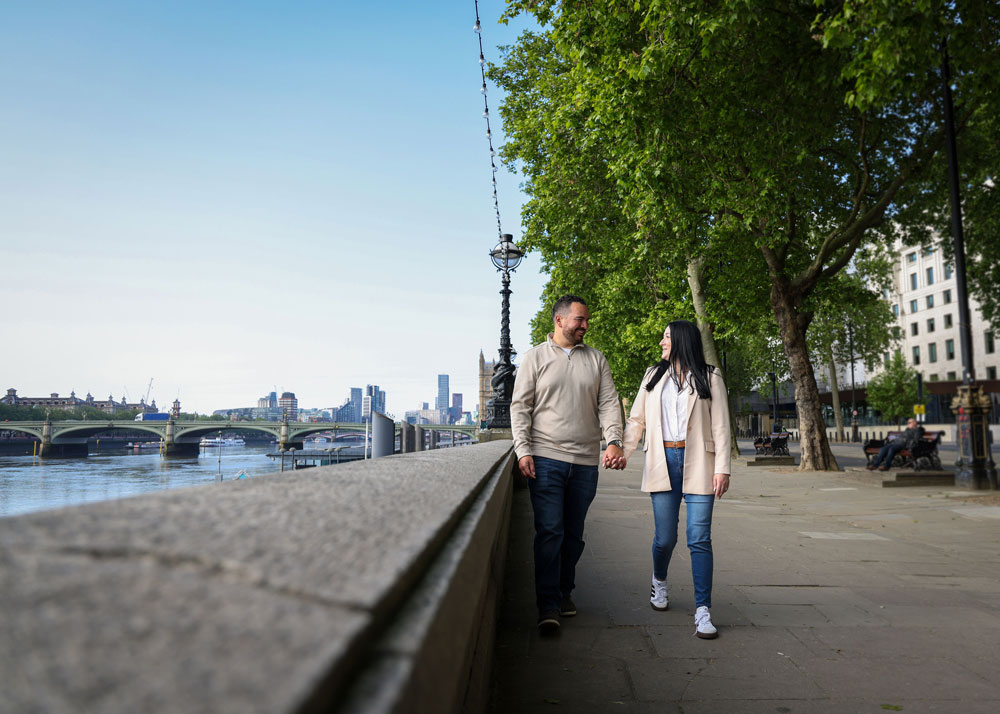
<box><xmin>527</xmin><ymin>456</ymin><xmax>599</xmax><ymax>614</ymax></box>
<box><xmin>650</xmin><ymin>446</ymin><xmax>715</xmax><ymax>608</ymax></box>
<box><xmin>870</xmin><ymin>440</ymin><xmax>903</xmax><ymax>468</ymax></box>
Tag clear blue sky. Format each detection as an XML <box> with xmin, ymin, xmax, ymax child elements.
<box><xmin>1</xmin><ymin>1</ymin><xmax>548</xmax><ymax>416</ymax></box>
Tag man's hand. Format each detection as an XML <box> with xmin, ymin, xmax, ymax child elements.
<box><xmin>713</xmin><ymin>473</ymin><xmax>730</xmax><ymax>499</ymax></box>
<box><xmin>518</xmin><ymin>455</ymin><xmax>536</xmax><ymax>479</ymax></box>
<box><xmin>603</xmin><ymin>444</ymin><xmax>626</xmax><ymax>470</ymax></box>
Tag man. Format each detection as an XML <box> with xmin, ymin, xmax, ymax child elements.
<box><xmin>867</xmin><ymin>417</ymin><xmax>925</xmax><ymax>471</ymax></box>
<box><xmin>511</xmin><ymin>295</ymin><xmax>625</xmax><ymax>635</ymax></box>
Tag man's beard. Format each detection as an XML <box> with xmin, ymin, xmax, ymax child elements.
<box><xmin>563</xmin><ymin>327</ymin><xmax>585</xmax><ymax>345</ymax></box>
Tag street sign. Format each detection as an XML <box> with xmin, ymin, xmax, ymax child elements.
<box><xmin>913</xmin><ymin>404</ymin><xmax>926</xmax><ymax>415</ymax></box>
<box><xmin>851</xmin><ymin>409</ymin><xmax>858</xmax><ymax>417</ymax></box>
<box><xmin>362</xmin><ymin>396</ymin><xmax>372</xmax><ymax>419</ymax></box>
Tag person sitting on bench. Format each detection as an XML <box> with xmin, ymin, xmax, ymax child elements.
<box><xmin>868</xmin><ymin>418</ymin><xmax>925</xmax><ymax>471</ymax></box>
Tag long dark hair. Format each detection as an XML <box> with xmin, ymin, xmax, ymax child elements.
<box><xmin>645</xmin><ymin>320</ymin><xmax>713</xmax><ymax>399</ymax></box>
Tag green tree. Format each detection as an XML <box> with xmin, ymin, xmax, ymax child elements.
<box><xmin>807</xmin><ymin>267</ymin><xmax>897</xmax><ymax>439</ymax></box>
<box><xmin>496</xmin><ymin>0</ymin><xmax>1000</xmax><ymax>469</ymax></box>
<box><xmin>865</xmin><ymin>352</ymin><xmax>921</xmax><ymax>425</ymax></box>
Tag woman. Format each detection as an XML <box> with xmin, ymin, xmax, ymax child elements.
<box><xmin>621</xmin><ymin>320</ymin><xmax>731</xmax><ymax>639</ymax></box>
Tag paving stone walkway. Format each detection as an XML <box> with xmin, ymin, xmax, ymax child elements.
<box><xmin>491</xmin><ymin>440</ymin><xmax>1000</xmax><ymax>713</ymax></box>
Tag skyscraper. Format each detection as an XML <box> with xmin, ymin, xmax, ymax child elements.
<box><xmin>365</xmin><ymin>384</ymin><xmax>386</xmax><ymax>417</ymax></box>
<box><xmin>350</xmin><ymin>387</ymin><xmax>363</xmax><ymax>422</ymax></box>
<box><xmin>436</xmin><ymin>374</ymin><xmax>449</xmax><ymax>416</ymax></box>
<box><xmin>278</xmin><ymin>392</ymin><xmax>298</xmax><ymax>421</ymax></box>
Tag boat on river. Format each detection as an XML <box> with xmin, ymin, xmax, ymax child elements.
<box><xmin>199</xmin><ymin>437</ymin><xmax>246</xmax><ymax>448</ymax></box>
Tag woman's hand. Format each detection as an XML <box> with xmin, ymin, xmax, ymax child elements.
<box><xmin>713</xmin><ymin>473</ymin><xmax>730</xmax><ymax>499</ymax></box>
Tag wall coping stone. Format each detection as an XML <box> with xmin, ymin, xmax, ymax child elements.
<box><xmin>0</xmin><ymin>441</ymin><xmax>514</xmax><ymax>714</ymax></box>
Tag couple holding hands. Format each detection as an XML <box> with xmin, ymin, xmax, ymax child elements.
<box><xmin>511</xmin><ymin>295</ymin><xmax>731</xmax><ymax>638</ymax></box>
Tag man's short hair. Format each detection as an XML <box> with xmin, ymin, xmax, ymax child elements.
<box><xmin>552</xmin><ymin>294</ymin><xmax>587</xmax><ymax>319</ymax></box>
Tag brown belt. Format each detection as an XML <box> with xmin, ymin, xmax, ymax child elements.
<box><xmin>663</xmin><ymin>440</ymin><xmax>686</xmax><ymax>448</ymax></box>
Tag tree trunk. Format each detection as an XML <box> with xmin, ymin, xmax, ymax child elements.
<box><xmin>827</xmin><ymin>344</ymin><xmax>845</xmax><ymax>442</ymax></box>
<box><xmin>769</xmin><ymin>280</ymin><xmax>839</xmax><ymax>470</ymax></box>
<box><xmin>687</xmin><ymin>256</ymin><xmax>741</xmax><ymax>457</ymax></box>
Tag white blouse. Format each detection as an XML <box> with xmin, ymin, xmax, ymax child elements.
<box><xmin>660</xmin><ymin>371</ymin><xmax>691</xmax><ymax>443</ymax></box>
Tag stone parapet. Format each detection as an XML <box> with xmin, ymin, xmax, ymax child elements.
<box><xmin>0</xmin><ymin>441</ymin><xmax>516</xmax><ymax>714</ymax></box>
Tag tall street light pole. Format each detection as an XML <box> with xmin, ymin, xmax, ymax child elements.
<box><xmin>940</xmin><ymin>41</ymin><xmax>997</xmax><ymax>489</ymax></box>
<box><xmin>849</xmin><ymin>322</ymin><xmax>859</xmax><ymax>443</ymax></box>
<box><xmin>484</xmin><ymin>234</ymin><xmax>523</xmax><ymax>430</ymax></box>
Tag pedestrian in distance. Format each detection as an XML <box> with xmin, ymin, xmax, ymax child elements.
<box><xmin>620</xmin><ymin>320</ymin><xmax>731</xmax><ymax>639</ymax></box>
<box><xmin>511</xmin><ymin>294</ymin><xmax>626</xmax><ymax>635</ymax></box>
<box><xmin>867</xmin><ymin>417</ymin><xmax>925</xmax><ymax>471</ymax></box>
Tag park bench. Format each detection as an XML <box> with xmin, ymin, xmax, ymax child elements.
<box><xmin>754</xmin><ymin>434</ymin><xmax>789</xmax><ymax>456</ymax></box>
<box><xmin>862</xmin><ymin>430</ymin><xmax>944</xmax><ymax>470</ymax></box>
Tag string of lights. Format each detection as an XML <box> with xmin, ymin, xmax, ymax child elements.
<box><xmin>473</xmin><ymin>1</ymin><xmax>503</xmax><ymax>239</ymax></box>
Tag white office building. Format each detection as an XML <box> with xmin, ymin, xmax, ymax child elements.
<box><xmin>884</xmin><ymin>239</ymin><xmax>999</xmax><ymax>384</ymax></box>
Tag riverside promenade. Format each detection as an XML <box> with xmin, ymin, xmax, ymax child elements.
<box><xmin>492</xmin><ymin>440</ymin><xmax>1000</xmax><ymax>713</ymax></box>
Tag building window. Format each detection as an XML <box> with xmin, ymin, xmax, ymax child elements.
<box><xmin>927</xmin><ymin>318</ymin><xmax>935</xmax><ymax>333</ymax></box>
<box><xmin>923</xmin><ymin>247</ymin><xmax>934</xmax><ymax>257</ymax></box>
<box><xmin>947</xmin><ymin>370</ymin><xmax>957</xmax><ymax>380</ymax></box>
<box><xmin>910</xmin><ymin>300</ymin><xmax>918</xmax><ymax>313</ymax></box>
<box><xmin>893</xmin><ymin>304</ymin><xmax>899</xmax><ymax>317</ymax></box>
<box><xmin>986</xmin><ymin>332</ymin><xmax>996</xmax><ymax>354</ymax></box>
<box><xmin>893</xmin><ymin>326</ymin><xmax>901</xmax><ymax>339</ymax></box>
<box><xmin>943</xmin><ymin>289</ymin><xmax>952</xmax><ymax>304</ymax></box>
<box><xmin>926</xmin><ymin>267</ymin><xmax>934</xmax><ymax>285</ymax></box>
<box><xmin>944</xmin><ymin>263</ymin><xmax>953</xmax><ymax>279</ymax></box>
<box><xmin>946</xmin><ymin>339</ymin><xmax>955</xmax><ymax>360</ymax></box>
<box><xmin>928</xmin><ymin>342</ymin><xmax>937</xmax><ymax>362</ymax></box>
<box><xmin>988</xmin><ymin>366</ymin><xmax>998</xmax><ymax>380</ymax></box>
<box><xmin>883</xmin><ymin>352</ymin><xmax>890</xmax><ymax>365</ymax></box>
<box><xmin>912</xmin><ymin>346</ymin><xmax>920</xmax><ymax>365</ymax></box>
<box><xmin>929</xmin><ymin>374</ymin><xmax>940</xmax><ymax>381</ymax></box>
<box><xmin>907</xmin><ymin>252</ymin><xmax>917</xmax><ymax>263</ymax></box>
<box><xmin>911</xmin><ymin>323</ymin><xmax>919</xmax><ymax>336</ymax></box>
<box><xmin>944</xmin><ymin>313</ymin><xmax>953</xmax><ymax>328</ymax></box>
<box><xmin>926</xmin><ymin>294</ymin><xmax>935</xmax><ymax>309</ymax></box>
<box><xmin>910</xmin><ymin>273</ymin><xmax>918</xmax><ymax>290</ymax></box>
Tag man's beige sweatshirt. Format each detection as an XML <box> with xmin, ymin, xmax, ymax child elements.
<box><xmin>510</xmin><ymin>335</ymin><xmax>623</xmax><ymax>465</ymax></box>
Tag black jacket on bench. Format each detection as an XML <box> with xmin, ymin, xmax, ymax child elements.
<box><xmin>898</xmin><ymin>425</ymin><xmax>925</xmax><ymax>450</ymax></box>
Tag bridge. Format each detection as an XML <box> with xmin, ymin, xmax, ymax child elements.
<box><xmin>0</xmin><ymin>419</ymin><xmax>480</xmax><ymax>457</ymax></box>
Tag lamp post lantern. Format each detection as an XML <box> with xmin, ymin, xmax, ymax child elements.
<box><xmin>484</xmin><ymin>234</ymin><xmax>523</xmax><ymax>430</ymax></box>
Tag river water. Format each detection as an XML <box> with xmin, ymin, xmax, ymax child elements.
<box><xmin>0</xmin><ymin>444</ymin><xmax>293</xmax><ymax>518</ymax></box>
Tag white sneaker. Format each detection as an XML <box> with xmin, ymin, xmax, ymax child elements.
<box><xmin>694</xmin><ymin>606</ymin><xmax>718</xmax><ymax>639</ymax></box>
<box><xmin>650</xmin><ymin>576</ymin><xmax>669</xmax><ymax>611</ymax></box>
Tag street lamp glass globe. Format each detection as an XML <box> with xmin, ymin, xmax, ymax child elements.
<box><xmin>490</xmin><ymin>237</ymin><xmax>523</xmax><ymax>271</ymax></box>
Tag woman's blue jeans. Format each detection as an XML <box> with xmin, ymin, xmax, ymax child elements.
<box><xmin>650</xmin><ymin>446</ymin><xmax>715</xmax><ymax>608</ymax></box>
<box><xmin>527</xmin><ymin>456</ymin><xmax>599</xmax><ymax>614</ymax></box>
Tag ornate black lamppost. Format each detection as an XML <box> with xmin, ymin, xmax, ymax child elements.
<box><xmin>484</xmin><ymin>234</ymin><xmax>523</xmax><ymax>429</ymax></box>
<box><xmin>940</xmin><ymin>42</ymin><xmax>997</xmax><ymax>489</ymax></box>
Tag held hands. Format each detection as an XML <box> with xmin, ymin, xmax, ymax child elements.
<box><xmin>603</xmin><ymin>445</ymin><xmax>626</xmax><ymax>470</ymax></box>
<box><xmin>713</xmin><ymin>473</ymin><xmax>730</xmax><ymax>499</ymax></box>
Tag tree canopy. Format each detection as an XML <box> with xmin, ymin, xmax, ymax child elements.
<box><xmin>494</xmin><ymin>0</ymin><xmax>1000</xmax><ymax>469</ymax></box>
<box><xmin>865</xmin><ymin>352</ymin><xmax>921</xmax><ymax>425</ymax></box>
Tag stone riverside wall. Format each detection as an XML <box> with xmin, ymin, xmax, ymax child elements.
<box><xmin>0</xmin><ymin>440</ymin><xmax>516</xmax><ymax>714</ymax></box>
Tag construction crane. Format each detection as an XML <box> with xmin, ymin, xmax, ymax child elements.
<box><xmin>144</xmin><ymin>378</ymin><xmax>154</xmax><ymax>404</ymax></box>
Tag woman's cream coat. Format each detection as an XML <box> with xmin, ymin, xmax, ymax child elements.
<box><xmin>622</xmin><ymin>365</ymin><xmax>732</xmax><ymax>494</ymax></box>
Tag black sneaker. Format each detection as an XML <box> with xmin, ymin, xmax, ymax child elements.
<box><xmin>537</xmin><ymin>610</ymin><xmax>560</xmax><ymax>635</ymax></box>
<box><xmin>559</xmin><ymin>596</ymin><xmax>577</xmax><ymax>617</ymax></box>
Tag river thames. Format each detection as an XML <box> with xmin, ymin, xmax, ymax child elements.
<box><xmin>0</xmin><ymin>444</ymin><xmax>289</xmax><ymax>518</ymax></box>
